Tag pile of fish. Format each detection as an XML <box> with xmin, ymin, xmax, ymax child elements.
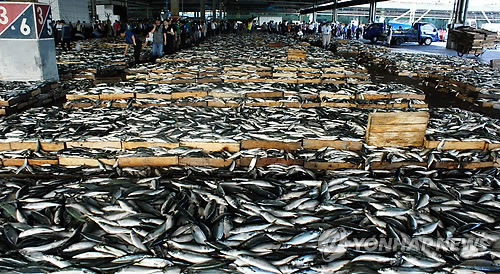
<box><xmin>0</xmin><ymin>106</ymin><xmax>497</xmax><ymax>170</ymax></box>
<box><xmin>57</xmin><ymin>38</ymin><xmax>131</xmax><ymax>79</ymax></box>
<box><xmin>64</xmin><ymin>81</ymin><xmax>426</xmax><ymax>108</ymax></box>
<box><xmin>0</xmin><ymin>82</ymin><xmax>64</xmax><ymax>116</ymax></box>
<box><xmin>326</xmin><ymin>38</ymin><xmax>500</xmax><ymax>108</ymax></box>
<box><xmin>0</xmin><ymin>106</ymin><xmax>367</xmax><ymax>142</ymax></box>
<box><xmin>1</xmin><ymin>167</ymin><xmax>500</xmax><ymax>273</ymax></box>
<box><xmin>0</xmin><ymin>82</ymin><xmax>51</xmax><ymax>102</ymax></box>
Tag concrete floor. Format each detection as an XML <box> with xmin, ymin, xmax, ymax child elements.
<box><xmin>362</xmin><ymin>40</ymin><xmax>500</xmax><ymax>64</ymax></box>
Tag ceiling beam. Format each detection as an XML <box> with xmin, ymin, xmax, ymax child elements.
<box><xmin>300</xmin><ymin>0</ymin><xmax>390</xmax><ymax>14</ymax></box>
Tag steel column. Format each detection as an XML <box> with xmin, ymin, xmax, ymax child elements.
<box><xmin>368</xmin><ymin>0</ymin><xmax>377</xmax><ymax>23</ymax></box>
<box><xmin>171</xmin><ymin>0</ymin><xmax>179</xmax><ymax>16</ymax></box>
<box><xmin>200</xmin><ymin>0</ymin><xmax>205</xmax><ymax>19</ymax></box>
<box><xmin>212</xmin><ymin>0</ymin><xmax>217</xmax><ymax>19</ymax></box>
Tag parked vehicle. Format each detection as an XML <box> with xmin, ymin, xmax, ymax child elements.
<box><xmin>363</xmin><ymin>23</ymin><xmax>385</xmax><ymax>43</ymax></box>
<box><xmin>363</xmin><ymin>22</ymin><xmax>439</xmax><ymax>46</ymax></box>
<box><xmin>391</xmin><ymin>23</ymin><xmax>440</xmax><ymax>46</ymax></box>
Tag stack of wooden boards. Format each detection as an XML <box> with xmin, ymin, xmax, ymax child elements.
<box><xmin>288</xmin><ymin>49</ymin><xmax>306</xmax><ymax>61</ymax></box>
<box><xmin>449</xmin><ymin>27</ymin><xmax>499</xmax><ymax>53</ymax></box>
<box><xmin>366</xmin><ymin>112</ymin><xmax>429</xmax><ymax>147</ymax></box>
<box><xmin>0</xmin><ymin>83</ymin><xmax>62</xmax><ymax>116</ymax></box>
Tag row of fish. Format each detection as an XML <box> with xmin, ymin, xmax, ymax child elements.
<box><xmin>1</xmin><ymin>105</ymin><xmax>498</xmax><ymax>143</ymax></box>
<box><xmin>1</xmin><ymin>166</ymin><xmax>500</xmax><ymax>273</ymax></box>
<box><xmin>325</xmin><ymin>38</ymin><xmax>500</xmax><ymax>107</ymax></box>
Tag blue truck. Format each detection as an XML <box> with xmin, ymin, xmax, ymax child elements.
<box><xmin>363</xmin><ymin>22</ymin><xmax>440</xmax><ymax>46</ymax></box>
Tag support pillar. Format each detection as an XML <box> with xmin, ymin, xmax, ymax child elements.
<box><xmin>171</xmin><ymin>0</ymin><xmax>179</xmax><ymax>17</ymax></box>
<box><xmin>90</xmin><ymin>0</ymin><xmax>96</xmax><ymax>21</ymax></box>
<box><xmin>312</xmin><ymin>5</ymin><xmax>317</xmax><ymax>22</ymax></box>
<box><xmin>452</xmin><ymin>0</ymin><xmax>470</xmax><ymax>26</ymax></box>
<box><xmin>332</xmin><ymin>0</ymin><xmax>338</xmax><ymax>22</ymax></box>
<box><xmin>212</xmin><ymin>0</ymin><xmax>217</xmax><ymax>20</ymax></box>
<box><xmin>369</xmin><ymin>0</ymin><xmax>377</xmax><ymax>23</ymax></box>
<box><xmin>200</xmin><ymin>0</ymin><xmax>205</xmax><ymax>20</ymax></box>
<box><xmin>219</xmin><ymin>1</ymin><xmax>223</xmax><ymax>20</ymax></box>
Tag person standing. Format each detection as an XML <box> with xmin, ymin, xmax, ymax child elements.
<box><xmin>321</xmin><ymin>23</ymin><xmax>332</xmax><ymax>49</ymax></box>
<box><xmin>162</xmin><ymin>19</ymin><xmax>169</xmax><ymax>55</ymax></box>
<box><xmin>113</xmin><ymin>20</ymin><xmax>120</xmax><ymax>36</ymax></box>
<box><xmin>355</xmin><ymin>26</ymin><xmax>362</xmax><ymax>40</ymax></box>
<box><xmin>60</xmin><ymin>21</ymin><xmax>72</xmax><ymax>50</ymax></box>
<box><xmin>124</xmin><ymin>25</ymin><xmax>142</xmax><ymax>63</ymax></box>
<box><xmin>165</xmin><ymin>20</ymin><xmax>176</xmax><ymax>54</ymax></box>
<box><xmin>386</xmin><ymin>25</ymin><xmax>393</xmax><ymax>47</ymax></box>
<box><xmin>55</xmin><ymin>21</ymin><xmax>62</xmax><ymax>47</ymax></box>
<box><xmin>151</xmin><ymin>19</ymin><xmax>164</xmax><ymax>58</ymax></box>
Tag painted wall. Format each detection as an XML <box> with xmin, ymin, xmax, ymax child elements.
<box><xmin>39</xmin><ymin>0</ymin><xmax>90</xmax><ymax>23</ymax></box>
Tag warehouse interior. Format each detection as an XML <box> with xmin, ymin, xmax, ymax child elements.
<box><xmin>0</xmin><ymin>0</ymin><xmax>499</xmax><ymax>273</ymax></box>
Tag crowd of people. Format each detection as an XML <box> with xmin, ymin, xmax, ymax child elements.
<box><xmin>51</xmin><ymin>16</ymin><xmax>368</xmax><ymax>62</ymax></box>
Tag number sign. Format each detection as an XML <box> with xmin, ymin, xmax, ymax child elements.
<box><xmin>0</xmin><ymin>3</ymin><xmax>53</xmax><ymax>39</ymax></box>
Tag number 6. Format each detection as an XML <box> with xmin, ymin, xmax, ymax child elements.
<box><xmin>20</xmin><ymin>18</ymin><xmax>31</xmax><ymax>35</ymax></box>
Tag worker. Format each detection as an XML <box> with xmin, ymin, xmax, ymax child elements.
<box><xmin>321</xmin><ymin>23</ymin><xmax>332</xmax><ymax>49</ymax></box>
<box><xmin>386</xmin><ymin>25</ymin><xmax>393</xmax><ymax>47</ymax></box>
<box><xmin>123</xmin><ymin>25</ymin><xmax>142</xmax><ymax>63</ymax></box>
<box><xmin>55</xmin><ymin>21</ymin><xmax>62</xmax><ymax>47</ymax></box>
<box><xmin>165</xmin><ymin>20</ymin><xmax>176</xmax><ymax>55</ymax></box>
<box><xmin>60</xmin><ymin>21</ymin><xmax>72</xmax><ymax>51</ymax></box>
<box><xmin>151</xmin><ymin>19</ymin><xmax>164</xmax><ymax>58</ymax></box>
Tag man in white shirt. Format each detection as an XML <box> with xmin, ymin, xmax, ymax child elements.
<box><xmin>321</xmin><ymin>23</ymin><xmax>332</xmax><ymax>49</ymax></box>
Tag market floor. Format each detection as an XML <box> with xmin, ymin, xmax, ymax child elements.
<box><xmin>361</xmin><ymin>39</ymin><xmax>500</xmax><ymax>64</ymax></box>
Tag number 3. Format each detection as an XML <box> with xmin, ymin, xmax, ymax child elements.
<box><xmin>37</xmin><ymin>6</ymin><xmax>43</xmax><ymax>24</ymax></box>
<box><xmin>0</xmin><ymin>6</ymin><xmax>8</xmax><ymax>25</ymax></box>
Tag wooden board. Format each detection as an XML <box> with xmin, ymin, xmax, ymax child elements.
<box><xmin>241</xmin><ymin>140</ymin><xmax>301</xmax><ymax>151</ymax></box>
<box><xmin>424</xmin><ymin>140</ymin><xmax>487</xmax><ymax>150</ymax></box>
<box><xmin>207</xmin><ymin>101</ymin><xmax>239</xmax><ymax>108</ymax></box>
<box><xmin>179</xmin><ymin>141</ymin><xmax>240</xmax><ymax>153</ymax></box>
<box><xmin>208</xmin><ymin>92</ymin><xmax>242</xmax><ymax>98</ymax></box>
<box><xmin>118</xmin><ymin>157</ymin><xmax>178</xmax><ymax>167</ymax></box>
<box><xmin>369</xmin><ymin>124</ymin><xmax>428</xmax><ymax>133</ymax></box>
<box><xmin>99</xmin><ymin>93</ymin><xmax>134</xmax><ymax>100</ymax></box>
<box><xmin>246</xmin><ymin>92</ymin><xmax>283</xmax><ymax>98</ymax></box>
<box><xmin>302</xmin><ymin>139</ymin><xmax>363</xmax><ymax>150</ymax></box>
<box><xmin>171</xmin><ymin>91</ymin><xmax>208</xmax><ymax>99</ymax></box>
<box><xmin>246</xmin><ymin>102</ymin><xmax>282</xmax><ymax>107</ymax></box>
<box><xmin>59</xmin><ymin>157</ymin><xmax>115</xmax><ymax>167</ymax></box>
<box><xmin>179</xmin><ymin>157</ymin><xmax>232</xmax><ymax>167</ymax></box>
<box><xmin>9</xmin><ymin>142</ymin><xmax>65</xmax><ymax>152</ymax></box>
<box><xmin>366</xmin><ymin>112</ymin><xmax>429</xmax><ymax>147</ymax></box>
<box><xmin>320</xmin><ymin>102</ymin><xmax>356</xmax><ymax>108</ymax></box>
<box><xmin>368</xmin><ymin>112</ymin><xmax>430</xmax><ymax>125</ymax></box>
<box><xmin>122</xmin><ymin>142</ymin><xmax>179</xmax><ymax>150</ymax></box>
<box><xmin>488</xmin><ymin>143</ymin><xmax>500</xmax><ymax>150</ymax></box>
<box><xmin>66</xmin><ymin>94</ymin><xmax>99</xmax><ymax>100</ymax></box>
<box><xmin>136</xmin><ymin>93</ymin><xmax>172</xmax><ymax>100</ymax></box>
<box><xmin>2</xmin><ymin>159</ymin><xmax>58</xmax><ymax>166</ymax></box>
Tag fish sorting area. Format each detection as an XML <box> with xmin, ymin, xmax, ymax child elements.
<box><xmin>0</xmin><ymin>33</ymin><xmax>500</xmax><ymax>273</ymax></box>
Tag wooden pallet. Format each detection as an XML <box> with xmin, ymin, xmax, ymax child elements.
<box><xmin>366</xmin><ymin>112</ymin><xmax>429</xmax><ymax>147</ymax></box>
